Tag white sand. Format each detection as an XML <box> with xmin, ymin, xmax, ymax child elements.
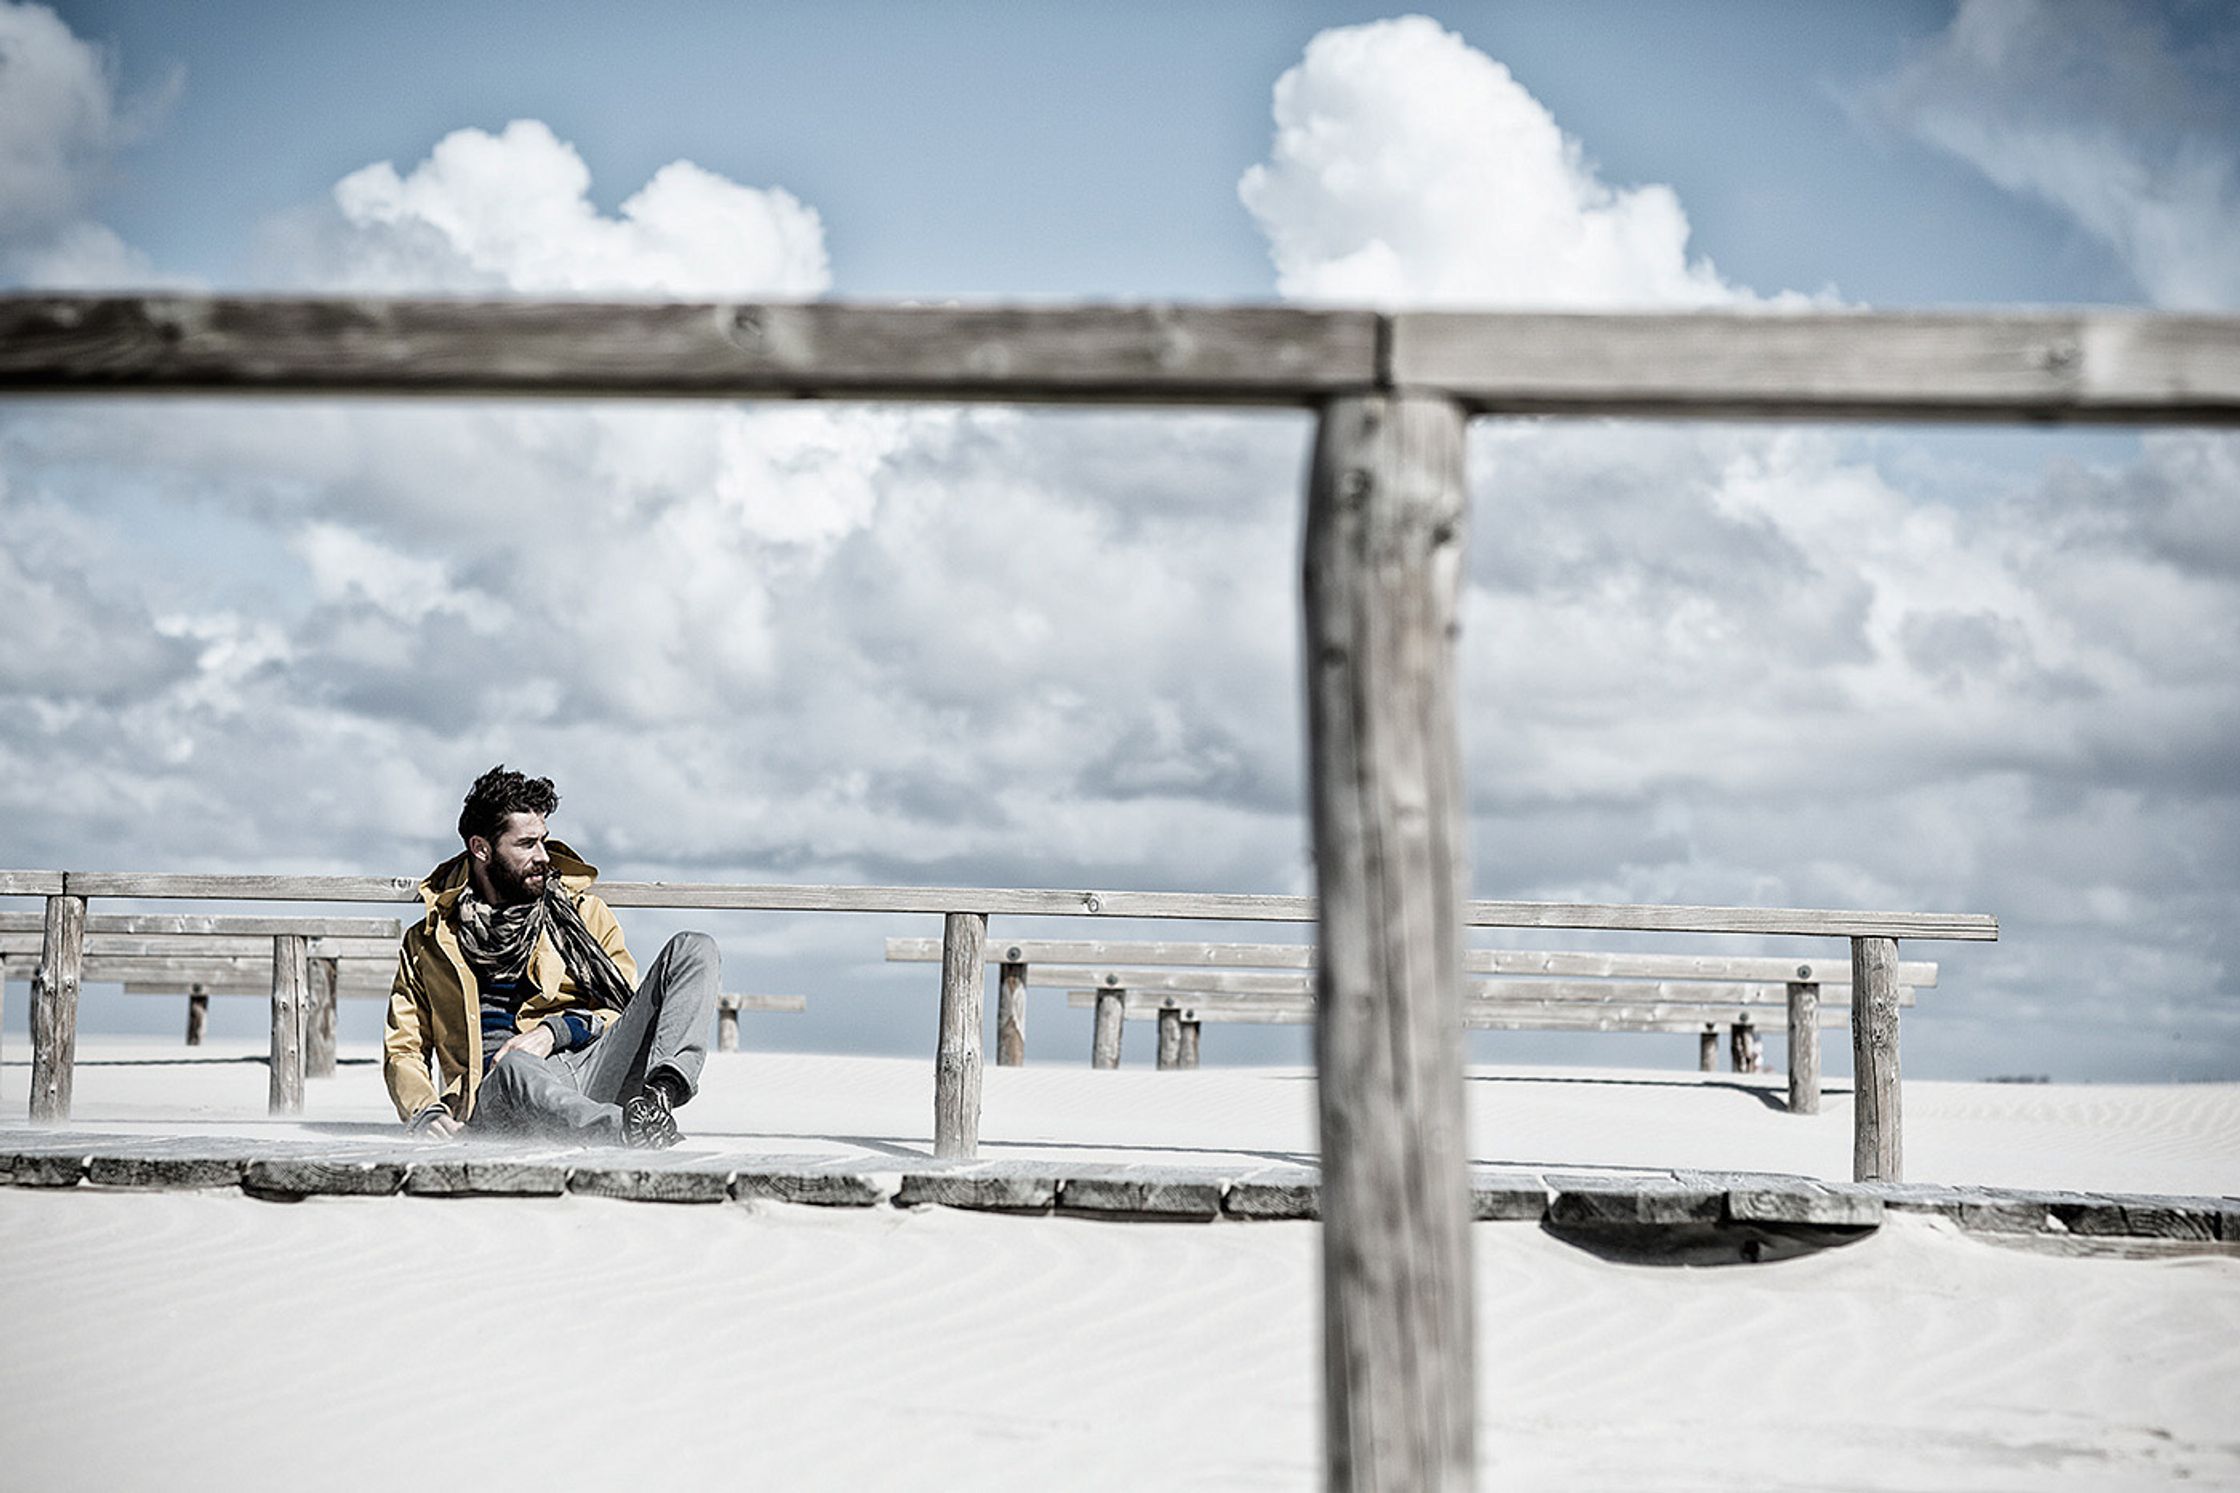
<box><xmin>2</xmin><ymin>1040</ymin><xmax>2237</xmax><ymax>1489</ymax></box>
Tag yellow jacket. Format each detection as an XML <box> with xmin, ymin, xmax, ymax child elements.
<box><xmin>382</xmin><ymin>839</ymin><xmax>638</xmax><ymax>1125</ymax></box>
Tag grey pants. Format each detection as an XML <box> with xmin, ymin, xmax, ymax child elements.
<box><xmin>472</xmin><ymin>931</ymin><xmax>719</xmax><ymax>1144</ymax></box>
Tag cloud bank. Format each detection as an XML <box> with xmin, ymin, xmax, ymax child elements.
<box><xmin>0</xmin><ymin>7</ymin><xmax>2233</xmax><ymax>1080</ymax></box>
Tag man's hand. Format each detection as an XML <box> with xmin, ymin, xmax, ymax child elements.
<box><xmin>421</xmin><ymin>1112</ymin><xmax>464</xmax><ymax>1140</ymax></box>
<box><xmin>491</xmin><ymin>1023</ymin><xmax>557</xmax><ymax>1064</ymax></box>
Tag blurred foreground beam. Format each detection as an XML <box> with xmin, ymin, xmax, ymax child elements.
<box><xmin>0</xmin><ymin>297</ymin><xmax>2234</xmax><ymax>424</ymax></box>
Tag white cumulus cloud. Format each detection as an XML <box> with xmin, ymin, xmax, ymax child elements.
<box><xmin>1239</xmin><ymin>14</ymin><xmax>1750</xmax><ymax>308</ymax></box>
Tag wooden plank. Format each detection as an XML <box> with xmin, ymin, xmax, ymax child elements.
<box><xmin>1021</xmin><ymin>966</ymin><xmax>1907</xmax><ymax>1006</ymax></box>
<box><xmin>0</xmin><ymin>912</ymin><xmax>399</xmax><ymax>937</ymax></box>
<box><xmin>1305</xmin><ymin>391</ymin><xmax>1474</xmax><ymax>1487</ymax></box>
<box><xmin>305</xmin><ymin>957</ymin><xmax>338</xmax><ymax>1079</ymax></box>
<box><xmin>0</xmin><ymin>871</ymin><xmax>65</xmax><ymax>896</ymax></box>
<box><xmin>37</xmin><ymin>868</ymin><xmax>1992</xmax><ymax>939</ymax></box>
<box><xmin>716</xmin><ymin>996</ymin><xmax>739</xmax><ymax>1053</ymax></box>
<box><xmin>1852</xmin><ymin>937</ymin><xmax>1903</xmax><ymax>1182</ymax></box>
<box><xmin>1389</xmin><ymin>309</ymin><xmax>2240</xmax><ymax>424</ymax></box>
<box><xmin>1178</xmin><ymin>1018</ymin><xmax>1201</xmax><ymax>1069</ymax></box>
<box><xmin>0</xmin><ymin>297</ymin><xmax>1381</xmax><ymax>407</ymax></box>
<box><xmin>1698</xmin><ymin>1026</ymin><xmax>1718</xmax><ymax>1072</ymax></box>
<box><xmin>29</xmin><ymin>894</ymin><xmax>86</xmax><ymax>1122</ymax></box>
<box><xmin>185</xmin><ymin>987</ymin><xmax>208</xmax><ymax>1046</ymax></box>
<box><xmin>1061</xmin><ymin>991</ymin><xmax>1863</xmax><ymax>1032</ymax></box>
<box><xmin>996</xmin><ymin>960</ymin><xmax>1027</xmax><ymax>1068</ymax></box>
<box><xmin>268</xmin><ymin>935</ymin><xmax>306</xmax><ymax>1116</ymax></box>
<box><xmin>23</xmin><ymin>954</ymin><xmax>390</xmax><ymax>980</ymax></box>
<box><xmin>1787</xmin><ymin>980</ymin><xmax>1821</xmax><ymax>1116</ymax></box>
<box><xmin>894</xmin><ymin>936</ymin><xmax>1939</xmax><ymax>986</ymax></box>
<box><xmin>933</xmin><ymin>913</ymin><xmax>985</xmax><ymax>1160</ymax></box>
<box><xmin>0</xmin><ymin>933</ymin><xmax>396</xmax><ymax>958</ymax></box>
<box><xmin>60</xmin><ymin>872</ymin><xmax>420</xmax><ymax>901</ymax></box>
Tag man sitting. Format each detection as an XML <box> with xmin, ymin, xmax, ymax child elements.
<box><xmin>384</xmin><ymin>764</ymin><xmax>716</xmax><ymax>1148</ymax></box>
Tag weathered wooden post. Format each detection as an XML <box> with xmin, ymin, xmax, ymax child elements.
<box><xmin>1303</xmin><ymin>390</ymin><xmax>1474</xmax><ymax>1491</ymax></box>
<box><xmin>1785</xmin><ymin>977</ymin><xmax>1820</xmax><ymax>1114</ymax></box>
<box><xmin>305</xmin><ymin>956</ymin><xmax>338</xmax><ymax>1078</ymax></box>
<box><xmin>269</xmin><ymin>934</ymin><xmax>307</xmax><ymax>1115</ymax></box>
<box><xmin>1178</xmin><ymin>1015</ymin><xmax>1201</xmax><ymax>1069</ymax></box>
<box><xmin>933</xmin><ymin>912</ymin><xmax>987</xmax><ymax>1160</ymax></box>
<box><xmin>1698</xmin><ymin>1023</ymin><xmax>1719</xmax><ymax>1072</ymax></box>
<box><xmin>1851</xmin><ymin>936</ymin><xmax>1901</xmax><ymax>1181</ymax></box>
<box><xmin>996</xmin><ymin>955</ymin><xmax>1028</xmax><ymax>1067</ymax></box>
<box><xmin>1729</xmin><ymin>1015</ymin><xmax>1761</xmax><ymax>1074</ymax></box>
<box><xmin>186</xmin><ymin>985</ymin><xmax>210</xmax><ymax>1046</ymax></box>
<box><xmin>1156</xmin><ymin>1004</ymin><xmax>1183</xmax><ymax>1069</ymax></box>
<box><xmin>30</xmin><ymin>891</ymin><xmax>87</xmax><ymax>1122</ymax></box>
<box><xmin>1090</xmin><ymin>980</ymin><xmax>1126</xmax><ymax>1070</ymax></box>
<box><xmin>716</xmin><ymin>994</ymin><xmax>741</xmax><ymax>1052</ymax></box>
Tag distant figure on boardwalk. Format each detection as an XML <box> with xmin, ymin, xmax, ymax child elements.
<box><xmin>384</xmin><ymin>764</ymin><xmax>717</xmax><ymax>1149</ymax></box>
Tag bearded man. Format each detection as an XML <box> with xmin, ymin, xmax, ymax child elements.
<box><xmin>384</xmin><ymin>764</ymin><xmax>717</xmax><ymax>1149</ymax></box>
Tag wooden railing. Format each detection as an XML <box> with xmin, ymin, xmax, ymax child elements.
<box><xmin>8</xmin><ymin>293</ymin><xmax>2229</xmax><ymax>1493</ymax></box>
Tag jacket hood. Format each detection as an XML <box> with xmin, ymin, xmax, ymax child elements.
<box><xmin>416</xmin><ymin>838</ymin><xmax>599</xmax><ymax>930</ymax></box>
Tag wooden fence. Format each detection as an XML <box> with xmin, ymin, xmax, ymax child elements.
<box><xmin>7</xmin><ymin>293</ymin><xmax>2231</xmax><ymax>1493</ymax></box>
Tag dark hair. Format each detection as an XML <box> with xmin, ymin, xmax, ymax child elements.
<box><xmin>458</xmin><ymin>764</ymin><xmax>560</xmax><ymax>847</ymax></box>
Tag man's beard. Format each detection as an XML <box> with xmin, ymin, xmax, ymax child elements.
<box><xmin>487</xmin><ymin>855</ymin><xmax>548</xmax><ymax>907</ymax></box>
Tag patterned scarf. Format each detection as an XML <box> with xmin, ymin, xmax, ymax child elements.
<box><xmin>454</xmin><ymin>881</ymin><xmax>634</xmax><ymax>1011</ymax></box>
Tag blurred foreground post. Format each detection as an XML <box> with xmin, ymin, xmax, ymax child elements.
<box><xmin>186</xmin><ymin>985</ymin><xmax>210</xmax><ymax>1046</ymax></box>
<box><xmin>1851</xmin><ymin>936</ymin><xmax>1901</xmax><ymax>1180</ymax></box>
<box><xmin>1304</xmin><ymin>392</ymin><xmax>1474</xmax><ymax>1491</ymax></box>
<box><xmin>933</xmin><ymin>911</ymin><xmax>986</xmax><ymax>1159</ymax></box>
<box><xmin>30</xmin><ymin>891</ymin><xmax>86</xmax><ymax>1122</ymax></box>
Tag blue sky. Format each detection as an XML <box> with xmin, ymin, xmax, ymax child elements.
<box><xmin>4</xmin><ymin>2</ymin><xmax>2237</xmax><ymax>1084</ymax></box>
<box><xmin>44</xmin><ymin>0</ymin><xmax>2158</xmax><ymax>304</ymax></box>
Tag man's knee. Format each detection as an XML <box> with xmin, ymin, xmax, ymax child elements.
<box><xmin>661</xmin><ymin>930</ymin><xmax>720</xmax><ymax>978</ymax></box>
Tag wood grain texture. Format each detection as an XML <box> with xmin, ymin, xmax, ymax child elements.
<box><xmin>1787</xmin><ymin>980</ymin><xmax>1821</xmax><ymax>1116</ymax></box>
<box><xmin>305</xmin><ymin>957</ymin><xmax>338</xmax><ymax>1078</ymax></box>
<box><xmin>1852</xmin><ymin>937</ymin><xmax>1903</xmax><ymax>1182</ymax></box>
<box><xmin>1304</xmin><ymin>393</ymin><xmax>1474</xmax><ymax>1490</ymax></box>
<box><xmin>268</xmin><ymin>935</ymin><xmax>306</xmax><ymax>1116</ymax></box>
<box><xmin>933</xmin><ymin>912</ymin><xmax>986</xmax><ymax>1160</ymax></box>
<box><xmin>0</xmin><ymin>297</ymin><xmax>1379</xmax><ymax>406</ymax></box>
<box><xmin>1390</xmin><ymin>309</ymin><xmax>2240</xmax><ymax>424</ymax></box>
<box><xmin>996</xmin><ymin>960</ymin><xmax>1027</xmax><ymax>1068</ymax></box>
<box><xmin>1178</xmin><ymin>1018</ymin><xmax>1201</xmax><ymax>1069</ymax></box>
<box><xmin>29</xmin><ymin>894</ymin><xmax>86</xmax><ymax>1122</ymax></box>
<box><xmin>0</xmin><ymin>932</ymin><xmax>394</xmax><ymax>958</ymax></box>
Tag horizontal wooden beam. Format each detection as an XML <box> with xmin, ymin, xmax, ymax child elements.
<box><xmin>1062</xmin><ymin>991</ymin><xmax>1854</xmax><ymax>1033</ymax></box>
<box><xmin>1028</xmin><ymin>967</ymin><xmax>1908</xmax><ymax>1006</ymax></box>
<box><xmin>0</xmin><ymin>869</ymin><xmax>1995</xmax><ymax>939</ymax></box>
<box><xmin>888</xmin><ymin>937</ymin><xmax>1937</xmax><ymax>985</ymax></box>
<box><xmin>0</xmin><ymin>298</ymin><xmax>2231</xmax><ymax>425</ymax></box>
<box><xmin>0</xmin><ymin>912</ymin><xmax>399</xmax><ymax>938</ymax></box>
<box><xmin>1388</xmin><ymin>309</ymin><xmax>2240</xmax><ymax>424</ymax></box>
<box><xmin>0</xmin><ymin>297</ymin><xmax>1379</xmax><ymax>407</ymax></box>
<box><xmin>0</xmin><ymin>871</ymin><xmax>65</xmax><ymax>896</ymax></box>
<box><xmin>0</xmin><ymin>934</ymin><xmax>396</xmax><ymax>959</ymax></box>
